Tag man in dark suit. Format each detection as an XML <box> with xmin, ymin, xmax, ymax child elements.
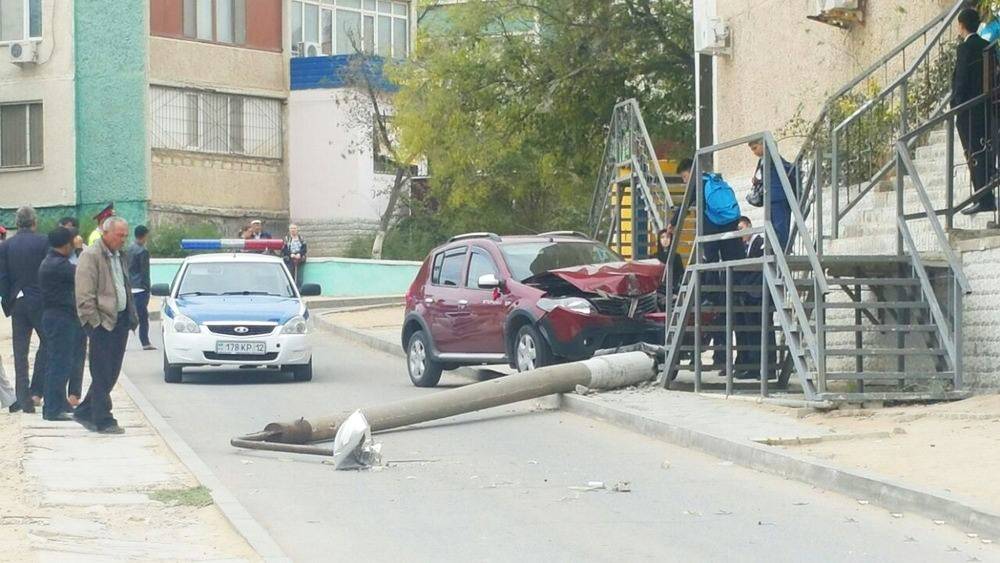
<box><xmin>0</xmin><ymin>206</ymin><xmax>50</xmax><ymax>413</ymax></box>
<box><xmin>954</xmin><ymin>8</ymin><xmax>997</xmax><ymax>215</ymax></box>
<box><xmin>734</xmin><ymin>216</ymin><xmax>775</xmax><ymax>380</ymax></box>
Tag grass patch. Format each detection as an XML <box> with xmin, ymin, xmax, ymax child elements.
<box><xmin>149</xmin><ymin>485</ymin><xmax>214</xmax><ymax>508</ymax></box>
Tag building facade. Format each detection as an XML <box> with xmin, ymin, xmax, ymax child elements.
<box><xmin>0</xmin><ymin>0</ymin><xmax>289</xmax><ymax>235</ymax></box>
<box><xmin>286</xmin><ymin>0</ymin><xmax>416</xmax><ymax>254</ymax></box>
<box><xmin>694</xmin><ymin>0</ymin><xmax>954</xmax><ymax>179</ymax></box>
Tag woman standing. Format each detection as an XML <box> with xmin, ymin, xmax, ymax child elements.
<box><xmin>283</xmin><ymin>224</ymin><xmax>308</xmax><ymax>285</ymax></box>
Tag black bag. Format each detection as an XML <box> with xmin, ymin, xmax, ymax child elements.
<box><xmin>746</xmin><ymin>159</ymin><xmax>797</xmax><ymax>208</ymax></box>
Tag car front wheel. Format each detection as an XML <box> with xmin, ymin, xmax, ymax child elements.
<box><xmin>407</xmin><ymin>331</ymin><xmax>443</xmax><ymax>387</ymax></box>
<box><xmin>514</xmin><ymin>325</ymin><xmax>552</xmax><ymax>372</ymax></box>
<box><xmin>163</xmin><ymin>354</ymin><xmax>183</xmax><ymax>384</ymax></box>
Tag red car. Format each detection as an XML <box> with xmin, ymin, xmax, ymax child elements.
<box><xmin>401</xmin><ymin>232</ymin><xmax>665</xmax><ymax>387</ymax></box>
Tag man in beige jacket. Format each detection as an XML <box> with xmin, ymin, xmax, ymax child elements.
<box><xmin>74</xmin><ymin>217</ymin><xmax>138</xmax><ymax>434</ymax></box>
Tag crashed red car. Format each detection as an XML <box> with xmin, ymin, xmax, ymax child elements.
<box><xmin>401</xmin><ymin>232</ymin><xmax>665</xmax><ymax>387</ymax></box>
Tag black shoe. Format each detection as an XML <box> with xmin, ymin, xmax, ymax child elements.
<box><xmin>8</xmin><ymin>401</ymin><xmax>22</xmax><ymax>413</ymax></box>
<box><xmin>97</xmin><ymin>424</ymin><xmax>125</xmax><ymax>435</ymax></box>
<box><xmin>72</xmin><ymin>413</ymin><xmax>96</xmax><ymax>431</ymax></box>
<box><xmin>961</xmin><ymin>201</ymin><xmax>998</xmax><ymax>215</ymax></box>
<box><xmin>22</xmin><ymin>403</ymin><xmax>35</xmax><ymax>414</ymax></box>
<box><xmin>43</xmin><ymin>413</ymin><xmax>74</xmax><ymax>422</ymax></box>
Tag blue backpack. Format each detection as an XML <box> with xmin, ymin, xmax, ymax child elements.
<box><xmin>703</xmin><ymin>173</ymin><xmax>740</xmax><ymax>226</ymax></box>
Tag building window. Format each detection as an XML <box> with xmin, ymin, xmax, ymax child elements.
<box><xmin>183</xmin><ymin>0</ymin><xmax>246</xmax><ymax>45</ymax></box>
<box><xmin>150</xmin><ymin>86</ymin><xmax>282</xmax><ymax>159</ymax></box>
<box><xmin>291</xmin><ymin>0</ymin><xmax>408</xmax><ymax>58</ymax></box>
<box><xmin>0</xmin><ymin>0</ymin><xmax>42</xmax><ymax>42</ymax></box>
<box><xmin>0</xmin><ymin>102</ymin><xmax>42</xmax><ymax>169</ymax></box>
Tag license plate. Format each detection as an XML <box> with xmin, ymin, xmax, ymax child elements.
<box><xmin>215</xmin><ymin>341</ymin><xmax>267</xmax><ymax>355</ymax></box>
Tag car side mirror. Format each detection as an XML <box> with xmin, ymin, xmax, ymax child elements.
<box><xmin>299</xmin><ymin>283</ymin><xmax>322</xmax><ymax>297</ymax></box>
<box><xmin>150</xmin><ymin>283</ymin><xmax>171</xmax><ymax>297</ymax></box>
<box><xmin>478</xmin><ymin>274</ymin><xmax>503</xmax><ymax>290</ymax></box>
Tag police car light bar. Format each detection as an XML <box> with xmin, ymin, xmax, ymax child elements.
<box><xmin>180</xmin><ymin>239</ymin><xmax>285</xmax><ymax>252</ymax></box>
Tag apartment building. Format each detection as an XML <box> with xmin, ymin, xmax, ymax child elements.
<box><xmin>0</xmin><ymin>0</ymin><xmax>289</xmax><ymax>233</ymax></box>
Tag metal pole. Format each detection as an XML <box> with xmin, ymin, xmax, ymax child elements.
<box><xmin>946</xmin><ymin>115</ymin><xmax>955</xmax><ymax>230</ymax></box>
<box><xmin>816</xmin><ymin>276</ymin><xmax>826</xmax><ymax>395</ymax></box>
<box><xmin>831</xmin><ymin>128</ymin><xmax>840</xmax><ymax>239</ymax></box>
<box><xmin>233</xmin><ymin>352</ymin><xmax>656</xmax><ymax>449</ymax></box>
<box><xmin>954</xmin><ymin>280</ymin><xmax>964</xmax><ymax>390</ymax></box>
<box><xmin>694</xmin><ymin>269</ymin><xmax>702</xmax><ymax>393</ymax></box>
<box><xmin>762</xmin><ymin>137</ymin><xmax>772</xmax><ymax>398</ymax></box>
<box><xmin>855</xmin><ymin>283</ymin><xmax>864</xmax><ymax>395</ymax></box>
<box><xmin>694</xmin><ymin>159</ymin><xmax>703</xmax><ymax>393</ymax></box>
<box><xmin>895</xmin><ymin>150</ymin><xmax>905</xmax><ymax>256</ymax></box>
<box><xmin>815</xmin><ymin>145</ymin><xmax>824</xmax><ymax>257</ymax></box>
<box><xmin>760</xmin><ymin>246</ymin><xmax>770</xmax><ymax>398</ymax></box>
<box><xmin>900</xmin><ymin>81</ymin><xmax>910</xmax><ymax>135</ymax></box>
<box><xmin>725</xmin><ymin>266</ymin><xmax>733</xmax><ymax>396</ymax></box>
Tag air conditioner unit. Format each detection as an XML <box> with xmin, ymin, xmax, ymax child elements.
<box><xmin>695</xmin><ymin>18</ymin><xmax>731</xmax><ymax>57</ymax></box>
<box><xmin>809</xmin><ymin>0</ymin><xmax>864</xmax><ymax>29</ymax></box>
<box><xmin>295</xmin><ymin>41</ymin><xmax>322</xmax><ymax>58</ymax></box>
<box><xmin>7</xmin><ymin>41</ymin><xmax>38</xmax><ymax>66</ymax></box>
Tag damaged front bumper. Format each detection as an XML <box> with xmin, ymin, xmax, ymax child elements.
<box><xmin>537</xmin><ymin>308</ymin><xmax>664</xmax><ymax>362</ymax></box>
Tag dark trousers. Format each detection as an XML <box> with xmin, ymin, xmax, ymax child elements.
<box><xmin>735</xmin><ymin>295</ymin><xmax>777</xmax><ymax>374</ymax></box>
<box><xmin>75</xmin><ymin>312</ymin><xmax>129</xmax><ymax>430</ymax></box>
<box><xmin>41</xmin><ymin>309</ymin><xmax>81</xmax><ymax>419</ymax></box>
<box><xmin>11</xmin><ymin>297</ymin><xmax>47</xmax><ymax>406</ymax></box>
<box><xmin>701</xmin><ymin>220</ymin><xmax>743</xmax><ymax>364</ymax></box>
<box><xmin>770</xmin><ymin>199</ymin><xmax>791</xmax><ymax>252</ymax></box>
<box><xmin>70</xmin><ymin>331</ymin><xmax>86</xmax><ymax>399</ymax></box>
<box><xmin>957</xmin><ymin>109</ymin><xmax>997</xmax><ymax>205</ymax></box>
<box><xmin>134</xmin><ymin>290</ymin><xmax>151</xmax><ymax>346</ymax></box>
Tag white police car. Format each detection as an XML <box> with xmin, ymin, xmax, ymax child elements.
<box><xmin>151</xmin><ymin>241</ymin><xmax>321</xmax><ymax>384</ymax></box>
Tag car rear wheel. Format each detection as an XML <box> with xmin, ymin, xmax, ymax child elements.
<box><xmin>514</xmin><ymin>325</ymin><xmax>552</xmax><ymax>372</ymax></box>
<box><xmin>407</xmin><ymin>331</ymin><xmax>442</xmax><ymax>387</ymax></box>
<box><xmin>163</xmin><ymin>355</ymin><xmax>183</xmax><ymax>384</ymax></box>
<box><xmin>292</xmin><ymin>360</ymin><xmax>313</xmax><ymax>382</ymax></box>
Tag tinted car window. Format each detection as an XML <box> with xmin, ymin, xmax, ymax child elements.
<box><xmin>431</xmin><ymin>252</ymin><xmax>445</xmax><ymax>284</ymax></box>
<box><xmin>465</xmin><ymin>250</ymin><xmax>498</xmax><ymax>288</ymax></box>
<box><xmin>501</xmin><ymin>242</ymin><xmax>621</xmax><ymax>282</ymax></box>
<box><xmin>438</xmin><ymin>250</ymin><xmax>466</xmax><ymax>287</ymax></box>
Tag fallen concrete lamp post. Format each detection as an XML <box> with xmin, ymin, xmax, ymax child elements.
<box><xmin>231</xmin><ymin>352</ymin><xmax>655</xmax><ymax>467</ymax></box>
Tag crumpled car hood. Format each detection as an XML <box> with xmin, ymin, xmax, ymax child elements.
<box><xmin>528</xmin><ymin>261</ymin><xmax>664</xmax><ymax>296</ymax></box>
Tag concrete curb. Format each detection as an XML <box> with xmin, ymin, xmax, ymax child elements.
<box><xmin>560</xmin><ymin>393</ymin><xmax>1000</xmax><ymax>538</ymax></box>
<box><xmin>310</xmin><ymin>314</ymin><xmax>1000</xmax><ymax>537</ymax></box>
<box><xmin>311</xmin><ymin>314</ymin><xmax>404</xmax><ymax>359</ymax></box>
<box><xmin>119</xmin><ymin>374</ymin><xmax>291</xmax><ymax>563</ymax></box>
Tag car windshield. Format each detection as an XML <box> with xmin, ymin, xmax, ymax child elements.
<box><xmin>177</xmin><ymin>262</ymin><xmax>296</xmax><ymax>298</ymax></box>
<box><xmin>501</xmin><ymin>241</ymin><xmax>621</xmax><ymax>282</ymax></box>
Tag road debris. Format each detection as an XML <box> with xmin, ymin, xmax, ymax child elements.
<box><xmin>611</xmin><ymin>481</ymin><xmax>631</xmax><ymax>493</ymax></box>
<box><xmin>331</xmin><ymin>411</ymin><xmax>382</xmax><ymax>470</ymax></box>
<box><xmin>857</xmin><ymin>500</ymin><xmax>870</xmax><ymax>505</ymax></box>
<box><xmin>891</xmin><ymin>513</ymin><xmax>903</xmax><ymax>519</ymax></box>
<box><xmin>661</xmin><ymin>460</ymin><xmax>671</xmax><ymax>469</ymax></box>
<box><xmin>570</xmin><ymin>481</ymin><xmax>606</xmax><ymax>492</ymax></box>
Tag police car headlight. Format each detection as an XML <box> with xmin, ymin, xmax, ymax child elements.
<box><xmin>281</xmin><ymin>315</ymin><xmax>308</xmax><ymax>335</ymax></box>
<box><xmin>173</xmin><ymin>315</ymin><xmax>200</xmax><ymax>334</ymax></box>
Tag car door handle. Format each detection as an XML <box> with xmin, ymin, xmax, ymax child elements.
<box><xmin>424</xmin><ymin>298</ymin><xmax>434</xmax><ymax>304</ymax></box>
<box><xmin>458</xmin><ymin>299</ymin><xmax>469</xmax><ymax>306</ymax></box>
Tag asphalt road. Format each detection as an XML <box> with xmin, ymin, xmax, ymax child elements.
<box><xmin>123</xmin><ymin>321</ymin><xmax>999</xmax><ymax>562</ymax></box>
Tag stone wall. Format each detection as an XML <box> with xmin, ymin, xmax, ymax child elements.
<box><xmin>959</xmin><ymin>235</ymin><xmax>1000</xmax><ymax>389</ymax></box>
<box><xmin>294</xmin><ymin>217</ymin><xmax>381</xmax><ymax>256</ymax></box>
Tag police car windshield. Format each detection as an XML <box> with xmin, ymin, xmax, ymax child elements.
<box><xmin>177</xmin><ymin>262</ymin><xmax>296</xmax><ymax>298</ymax></box>
<box><xmin>501</xmin><ymin>241</ymin><xmax>621</xmax><ymax>282</ymax></box>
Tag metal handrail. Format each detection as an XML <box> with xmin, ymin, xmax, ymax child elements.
<box><xmin>896</xmin><ymin>217</ymin><xmax>960</xmax><ymax>378</ymax></box>
<box><xmin>894</xmin><ymin>141</ymin><xmax>971</xmax><ymax>293</ymax></box>
<box><xmin>833</xmin><ymin>1</ymin><xmax>965</xmax><ymax>135</ymax></box>
<box><xmin>898</xmin><ymin>93</ymin><xmax>989</xmax><ymax>143</ymax></box>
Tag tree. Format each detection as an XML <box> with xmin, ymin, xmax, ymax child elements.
<box><xmin>389</xmin><ymin>0</ymin><xmax>694</xmax><ymax>235</ymax></box>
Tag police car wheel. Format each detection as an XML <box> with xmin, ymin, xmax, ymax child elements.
<box><xmin>407</xmin><ymin>331</ymin><xmax>442</xmax><ymax>387</ymax></box>
<box><xmin>163</xmin><ymin>354</ymin><xmax>183</xmax><ymax>384</ymax></box>
<box><xmin>291</xmin><ymin>360</ymin><xmax>313</xmax><ymax>382</ymax></box>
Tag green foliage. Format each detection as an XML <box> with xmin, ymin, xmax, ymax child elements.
<box><xmin>146</xmin><ymin>223</ymin><xmax>221</xmax><ymax>258</ymax></box>
<box><xmin>149</xmin><ymin>486</ymin><xmax>213</xmax><ymax>508</ymax></box>
<box><xmin>343</xmin><ymin>234</ymin><xmax>377</xmax><ymax>259</ymax></box>
<box><xmin>381</xmin><ymin>214</ymin><xmax>449</xmax><ymax>260</ymax></box>
<box><xmin>390</xmin><ymin>0</ymin><xmax>694</xmax><ymax>235</ymax></box>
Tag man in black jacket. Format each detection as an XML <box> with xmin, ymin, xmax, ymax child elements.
<box><xmin>0</xmin><ymin>206</ymin><xmax>50</xmax><ymax>413</ymax></box>
<box><xmin>954</xmin><ymin>8</ymin><xmax>997</xmax><ymax>215</ymax></box>
<box><xmin>38</xmin><ymin>228</ymin><xmax>79</xmax><ymax>422</ymax></box>
<box><xmin>127</xmin><ymin>225</ymin><xmax>154</xmax><ymax>350</ymax></box>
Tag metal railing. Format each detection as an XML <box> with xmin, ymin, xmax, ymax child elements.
<box><xmin>662</xmin><ymin>132</ymin><xmax>829</xmax><ymax>399</ymax></box>
<box><xmin>787</xmin><ymin>1</ymin><xmax>965</xmax><ymax>249</ymax></box>
<box><xmin>589</xmin><ymin>99</ymin><xmax>673</xmax><ymax>250</ymax></box>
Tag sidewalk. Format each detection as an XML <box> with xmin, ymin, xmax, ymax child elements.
<box><xmin>0</xmin><ymin>322</ymin><xmax>259</xmax><ymax>561</ymax></box>
<box><xmin>318</xmin><ymin>304</ymin><xmax>1000</xmax><ymax>537</ymax></box>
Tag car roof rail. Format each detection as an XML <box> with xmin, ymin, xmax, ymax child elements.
<box><xmin>537</xmin><ymin>231</ymin><xmax>591</xmax><ymax>239</ymax></box>
<box><xmin>448</xmin><ymin>232</ymin><xmax>502</xmax><ymax>243</ymax></box>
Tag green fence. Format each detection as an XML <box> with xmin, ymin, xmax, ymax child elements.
<box><xmin>151</xmin><ymin>256</ymin><xmax>422</xmax><ymax>297</ymax></box>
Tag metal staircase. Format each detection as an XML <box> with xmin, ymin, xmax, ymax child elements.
<box><xmin>588</xmin><ymin>99</ymin><xmax>691</xmax><ymax>260</ymax></box>
<box><xmin>659</xmin><ymin>132</ymin><xmax>970</xmax><ymax>403</ymax></box>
